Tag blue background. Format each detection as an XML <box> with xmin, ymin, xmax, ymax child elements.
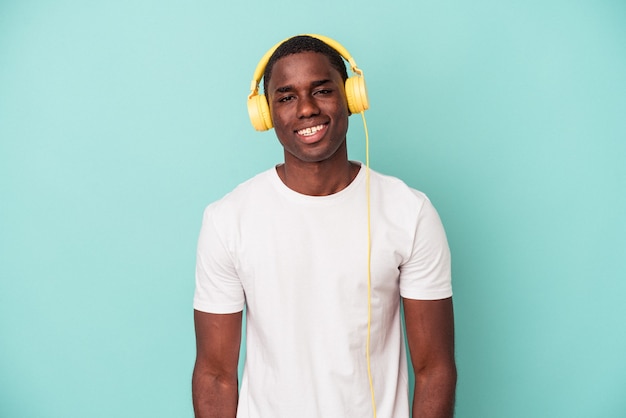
<box><xmin>1</xmin><ymin>1</ymin><xmax>625</xmax><ymax>417</ymax></box>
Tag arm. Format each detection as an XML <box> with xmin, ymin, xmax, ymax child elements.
<box><xmin>192</xmin><ymin>309</ymin><xmax>242</xmax><ymax>418</ymax></box>
<box><xmin>403</xmin><ymin>297</ymin><xmax>457</xmax><ymax>418</ymax></box>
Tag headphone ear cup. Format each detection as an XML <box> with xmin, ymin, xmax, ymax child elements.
<box><xmin>247</xmin><ymin>94</ymin><xmax>273</xmax><ymax>131</ymax></box>
<box><xmin>345</xmin><ymin>75</ymin><xmax>369</xmax><ymax>114</ymax></box>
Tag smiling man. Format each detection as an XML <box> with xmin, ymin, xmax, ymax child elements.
<box><xmin>192</xmin><ymin>35</ymin><xmax>456</xmax><ymax>418</ymax></box>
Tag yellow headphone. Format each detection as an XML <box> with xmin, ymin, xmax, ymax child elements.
<box><xmin>247</xmin><ymin>34</ymin><xmax>370</xmax><ymax>131</ymax></box>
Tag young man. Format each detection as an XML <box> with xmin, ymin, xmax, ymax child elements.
<box><xmin>192</xmin><ymin>35</ymin><xmax>456</xmax><ymax>418</ymax></box>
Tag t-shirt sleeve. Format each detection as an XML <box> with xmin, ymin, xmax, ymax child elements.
<box><xmin>399</xmin><ymin>194</ymin><xmax>452</xmax><ymax>300</ymax></box>
<box><xmin>193</xmin><ymin>204</ymin><xmax>245</xmax><ymax>313</ymax></box>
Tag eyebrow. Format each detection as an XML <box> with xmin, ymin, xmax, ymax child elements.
<box><xmin>274</xmin><ymin>79</ymin><xmax>333</xmax><ymax>94</ymax></box>
<box><xmin>311</xmin><ymin>79</ymin><xmax>332</xmax><ymax>87</ymax></box>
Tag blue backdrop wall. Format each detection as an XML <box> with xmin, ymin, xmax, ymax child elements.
<box><xmin>1</xmin><ymin>1</ymin><xmax>625</xmax><ymax>417</ymax></box>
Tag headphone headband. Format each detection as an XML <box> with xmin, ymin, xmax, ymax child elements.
<box><xmin>248</xmin><ymin>34</ymin><xmax>363</xmax><ymax>99</ymax></box>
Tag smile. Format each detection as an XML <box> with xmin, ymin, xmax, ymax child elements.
<box><xmin>296</xmin><ymin>124</ymin><xmax>326</xmax><ymax>136</ymax></box>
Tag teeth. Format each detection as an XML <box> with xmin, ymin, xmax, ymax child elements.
<box><xmin>297</xmin><ymin>124</ymin><xmax>325</xmax><ymax>136</ymax></box>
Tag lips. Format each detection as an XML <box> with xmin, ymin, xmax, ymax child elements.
<box><xmin>296</xmin><ymin>124</ymin><xmax>326</xmax><ymax>136</ymax></box>
<box><xmin>294</xmin><ymin>123</ymin><xmax>329</xmax><ymax>144</ymax></box>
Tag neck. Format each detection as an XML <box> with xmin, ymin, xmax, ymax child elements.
<box><xmin>276</xmin><ymin>159</ymin><xmax>360</xmax><ymax>196</ymax></box>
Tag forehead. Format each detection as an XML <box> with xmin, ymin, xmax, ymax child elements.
<box><xmin>267</xmin><ymin>51</ymin><xmax>343</xmax><ymax>90</ymax></box>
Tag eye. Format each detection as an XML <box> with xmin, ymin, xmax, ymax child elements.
<box><xmin>277</xmin><ymin>95</ymin><xmax>295</xmax><ymax>103</ymax></box>
<box><xmin>314</xmin><ymin>89</ymin><xmax>333</xmax><ymax>96</ymax></box>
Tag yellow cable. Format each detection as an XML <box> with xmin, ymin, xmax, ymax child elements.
<box><xmin>361</xmin><ymin>111</ymin><xmax>377</xmax><ymax>418</ymax></box>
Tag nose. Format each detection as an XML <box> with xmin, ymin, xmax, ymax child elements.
<box><xmin>296</xmin><ymin>95</ymin><xmax>320</xmax><ymax>119</ymax></box>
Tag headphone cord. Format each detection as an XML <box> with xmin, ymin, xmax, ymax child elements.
<box><xmin>362</xmin><ymin>111</ymin><xmax>377</xmax><ymax>418</ymax></box>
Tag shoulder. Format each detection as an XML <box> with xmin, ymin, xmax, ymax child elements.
<box><xmin>204</xmin><ymin>168</ymin><xmax>276</xmax><ymax>216</ymax></box>
<box><xmin>368</xmin><ymin>168</ymin><xmax>431</xmax><ymax>209</ymax></box>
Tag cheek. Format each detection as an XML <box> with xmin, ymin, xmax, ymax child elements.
<box><xmin>270</xmin><ymin>111</ymin><xmax>292</xmax><ymax>145</ymax></box>
<box><xmin>269</xmin><ymin>105</ymin><xmax>289</xmax><ymax>132</ymax></box>
<box><xmin>272</xmin><ymin>115</ymin><xmax>290</xmax><ymax>138</ymax></box>
<box><xmin>333</xmin><ymin>105</ymin><xmax>350</xmax><ymax>130</ymax></box>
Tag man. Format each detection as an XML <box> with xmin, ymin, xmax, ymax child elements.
<box><xmin>192</xmin><ymin>35</ymin><xmax>456</xmax><ymax>418</ymax></box>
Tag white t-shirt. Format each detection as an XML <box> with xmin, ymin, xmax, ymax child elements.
<box><xmin>194</xmin><ymin>164</ymin><xmax>452</xmax><ymax>418</ymax></box>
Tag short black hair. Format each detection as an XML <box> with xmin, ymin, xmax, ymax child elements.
<box><xmin>262</xmin><ymin>35</ymin><xmax>349</xmax><ymax>97</ymax></box>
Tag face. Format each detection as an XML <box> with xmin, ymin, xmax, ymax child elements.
<box><xmin>266</xmin><ymin>51</ymin><xmax>350</xmax><ymax>167</ymax></box>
